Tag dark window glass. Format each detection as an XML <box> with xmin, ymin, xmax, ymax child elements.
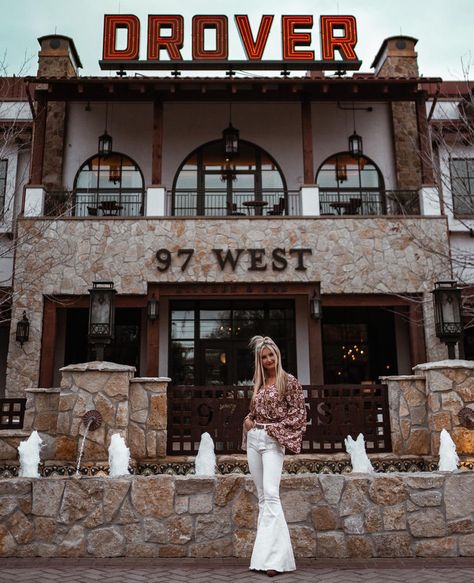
<box><xmin>173</xmin><ymin>140</ymin><xmax>286</xmax><ymax>216</ymax></box>
<box><xmin>451</xmin><ymin>158</ymin><xmax>474</xmax><ymax>214</ymax></box>
<box><xmin>0</xmin><ymin>160</ymin><xmax>8</xmax><ymax>216</ymax></box>
<box><xmin>74</xmin><ymin>153</ymin><xmax>145</xmax><ymax>217</ymax></box>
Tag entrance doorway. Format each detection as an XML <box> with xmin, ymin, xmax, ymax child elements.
<box><xmin>169</xmin><ymin>299</ymin><xmax>296</xmax><ymax>386</ymax></box>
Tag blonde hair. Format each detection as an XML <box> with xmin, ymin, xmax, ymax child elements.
<box><xmin>249</xmin><ymin>335</ymin><xmax>288</xmax><ymax>399</ymax></box>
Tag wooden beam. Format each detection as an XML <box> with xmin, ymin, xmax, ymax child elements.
<box><xmin>301</xmin><ymin>100</ymin><xmax>314</xmax><ymax>185</ymax></box>
<box><xmin>29</xmin><ymin>92</ymin><xmax>47</xmax><ymax>185</ymax></box>
<box><xmin>152</xmin><ymin>99</ymin><xmax>163</xmax><ymax>185</ymax></box>
<box><xmin>409</xmin><ymin>301</ymin><xmax>427</xmax><ymax>367</ymax></box>
<box><xmin>416</xmin><ymin>91</ymin><xmax>435</xmax><ymax>185</ymax></box>
<box><xmin>146</xmin><ymin>290</ymin><xmax>160</xmax><ymax>376</ymax></box>
<box><xmin>39</xmin><ymin>298</ymin><xmax>57</xmax><ymax>388</ymax></box>
<box><xmin>308</xmin><ymin>307</ymin><xmax>324</xmax><ymax>383</ymax></box>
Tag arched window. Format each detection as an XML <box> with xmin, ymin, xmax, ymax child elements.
<box><xmin>73</xmin><ymin>153</ymin><xmax>145</xmax><ymax>217</ymax></box>
<box><xmin>316</xmin><ymin>153</ymin><xmax>385</xmax><ymax>215</ymax></box>
<box><xmin>173</xmin><ymin>140</ymin><xmax>287</xmax><ymax>216</ymax></box>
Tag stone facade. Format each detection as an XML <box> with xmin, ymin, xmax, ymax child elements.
<box><xmin>1</xmin><ymin>473</ymin><xmax>474</xmax><ymax>558</ymax></box>
<box><xmin>383</xmin><ymin>361</ymin><xmax>474</xmax><ymax>456</ymax></box>
<box><xmin>6</xmin><ymin>216</ymin><xmax>450</xmax><ymax>394</ymax></box>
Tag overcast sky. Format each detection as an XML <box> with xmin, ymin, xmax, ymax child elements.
<box><xmin>3</xmin><ymin>0</ymin><xmax>473</xmax><ymax>79</ymax></box>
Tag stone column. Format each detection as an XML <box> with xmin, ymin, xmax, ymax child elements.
<box><xmin>129</xmin><ymin>377</ymin><xmax>170</xmax><ymax>461</ymax></box>
<box><xmin>414</xmin><ymin>360</ymin><xmax>474</xmax><ymax>455</ymax></box>
<box><xmin>55</xmin><ymin>362</ymin><xmax>135</xmax><ymax>462</ymax></box>
<box><xmin>381</xmin><ymin>375</ymin><xmax>429</xmax><ymax>456</ymax></box>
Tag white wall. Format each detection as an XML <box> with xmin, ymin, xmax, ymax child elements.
<box><xmin>63</xmin><ymin>100</ymin><xmax>396</xmax><ymax>194</ymax></box>
<box><xmin>312</xmin><ymin>102</ymin><xmax>397</xmax><ymax>188</ymax></box>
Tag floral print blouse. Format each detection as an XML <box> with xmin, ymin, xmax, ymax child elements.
<box><xmin>243</xmin><ymin>374</ymin><xmax>307</xmax><ymax>454</ymax></box>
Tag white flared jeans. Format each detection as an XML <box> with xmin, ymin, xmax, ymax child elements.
<box><xmin>247</xmin><ymin>428</ymin><xmax>296</xmax><ymax>573</ymax></box>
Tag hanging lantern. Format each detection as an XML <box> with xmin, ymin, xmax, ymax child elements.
<box><xmin>98</xmin><ymin>131</ymin><xmax>113</xmax><ymax>157</ymax></box>
<box><xmin>223</xmin><ymin>123</ymin><xmax>239</xmax><ymax>158</ymax></box>
<box><xmin>348</xmin><ymin>131</ymin><xmax>363</xmax><ymax>158</ymax></box>
<box><xmin>310</xmin><ymin>295</ymin><xmax>322</xmax><ymax>320</ymax></box>
<box><xmin>147</xmin><ymin>295</ymin><xmax>159</xmax><ymax>321</ymax></box>
<box><xmin>88</xmin><ymin>281</ymin><xmax>116</xmax><ymax>360</ymax></box>
<box><xmin>432</xmin><ymin>280</ymin><xmax>463</xmax><ymax>358</ymax></box>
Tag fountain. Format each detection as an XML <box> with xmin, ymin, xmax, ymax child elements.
<box><xmin>344</xmin><ymin>433</ymin><xmax>375</xmax><ymax>473</ymax></box>
<box><xmin>108</xmin><ymin>433</ymin><xmax>130</xmax><ymax>477</ymax></box>
<box><xmin>17</xmin><ymin>430</ymin><xmax>43</xmax><ymax>478</ymax></box>
<box><xmin>75</xmin><ymin>410</ymin><xmax>103</xmax><ymax>477</ymax></box>
<box><xmin>195</xmin><ymin>432</ymin><xmax>216</xmax><ymax>476</ymax></box>
<box><xmin>438</xmin><ymin>428</ymin><xmax>460</xmax><ymax>471</ymax></box>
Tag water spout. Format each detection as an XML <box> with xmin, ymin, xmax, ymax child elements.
<box><xmin>18</xmin><ymin>431</ymin><xmax>43</xmax><ymax>478</ymax></box>
<box><xmin>438</xmin><ymin>428</ymin><xmax>459</xmax><ymax>472</ymax></box>
<box><xmin>344</xmin><ymin>433</ymin><xmax>375</xmax><ymax>473</ymax></box>
<box><xmin>195</xmin><ymin>432</ymin><xmax>216</xmax><ymax>476</ymax></box>
<box><xmin>75</xmin><ymin>410</ymin><xmax>103</xmax><ymax>478</ymax></box>
<box><xmin>108</xmin><ymin>433</ymin><xmax>130</xmax><ymax>477</ymax></box>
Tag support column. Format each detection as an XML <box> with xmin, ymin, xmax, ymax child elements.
<box><xmin>301</xmin><ymin>100</ymin><xmax>314</xmax><ymax>185</ymax></box>
<box><xmin>152</xmin><ymin>100</ymin><xmax>164</xmax><ymax>185</ymax></box>
<box><xmin>408</xmin><ymin>301</ymin><xmax>427</xmax><ymax>368</ymax></box>
<box><xmin>416</xmin><ymin>91</ymin><xmax>435</xmax><ymax>185</ymax></box>
<box><xmin>29</xmin><ymin>92</ymin><xmax>47</xmax><ymax>188</ymax></box>
<box><xmin>146</xmin><ymin>290</ymin><xmax>160</xmax><ymax>376</ymax></box>
<box><xmin>308</xmin><ymin>290</ymin><xmax>324</xmax><ymax>384</ymax></box>
<box><xmin>39</xmin><ymin>298</ymin><xmax>57</xmax><ymax>387</ymax></box>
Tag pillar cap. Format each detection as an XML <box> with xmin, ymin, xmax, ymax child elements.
<box><xmin>38</xmin><ymin>34</ymin><xmax>83</xmax><ymax>71</ymax></box>
<box><xmin>371</xmin><ymin>36</ymin><xmax>418</xmax><ymax>74</ymax></box>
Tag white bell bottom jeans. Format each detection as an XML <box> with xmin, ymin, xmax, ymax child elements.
<box><xmin>246</xmin><ymin>428</ymin><xmax>296</xmax><ymax>573</ymax></box>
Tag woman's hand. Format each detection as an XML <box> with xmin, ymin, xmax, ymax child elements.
<box><xmin>243</xmin><ymin>416</ymin><xmax>255</xmax><ymax>432</ymax></box>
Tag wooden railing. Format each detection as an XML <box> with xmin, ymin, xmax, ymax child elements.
<box><xmin>0</xmin><ymin>398</ymin><xmax>27</xmax><ymax>430</ymax></box>
<box><xmin>167</xmin><ymin>384</ymin><xmax>391</xmax><ymax>455</ymax></box>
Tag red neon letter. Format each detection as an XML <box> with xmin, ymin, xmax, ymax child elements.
<box><xmin>148</xmin><ymin>15</ymin><xmax>184</xmax><ymax>60</ymax></box>
<box><xmin>192</xmin><ymin>16</ymin><xmax>228</xmax><ymax>60</ymax></box>
<box><xmin>320</xmin><ymin>16</ymin><xmax>358</xmax><ymax>61</ymax></box>
<box><xmin>235</xmin><ymin>15</ymin><xmax>274</xmax><ymax>60</ymax></box>
<box><xmin>103</xmin><ymin>15</ymin><xmax>140</xmax><ymax>61</ymax></box>
<box><xmin>282</xmin><ymin>16</ymin><xmax>314</xmax><ymax>61</ymax></box>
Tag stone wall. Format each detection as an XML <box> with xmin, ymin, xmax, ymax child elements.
<box><xmin>1</xmin><ymin>473</ymin><xmax>474</xmax><ymax>558</ymax></box>
<box><xmin>7</xmin><ymin>216</ymin><xmax>450</xmax><ymax>394</ymax></box>
<box><xmin>383</xmin><ymin>360</ymin><xmax>474</xmax><ymax>456</ymax></box>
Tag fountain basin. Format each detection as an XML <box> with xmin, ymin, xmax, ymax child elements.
<box><xmin>1</xmin><ymin>472</ymin><xmax>474</xmax><ymax>558</ymax></box>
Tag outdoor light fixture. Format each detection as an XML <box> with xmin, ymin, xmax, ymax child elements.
<box><xmin>432</xmin><ymin>280</ymin><xmax>463</xmax><ymax>358</ymax></box>
<box><xmin>222</xmin><ymin>103</ymin><xmax>239</xmax><ymax>158</ymax></box>
<box><xmin>15</xmin><ymin>311</ymin><xmax>30</xmax><ymax>347</ymax></box>
<box><xmin>147</xmin><ymin>295</ymin><xmax>159</xmax><ymax>321</ymax></box>
<box><xmin>310</xmin><ymin>293</ymin><xmax>322</xmax><ymax>320</ymax></box>
<box><xmin>88</xmin><ymin>281</ymin><xmax>116</xmax><ymax>361</ymax></box>
<box><xmin>223</xmin><ymin>122</ymin><xmax>239</xmax><ymax>158</ymax></box>
<box><xmin>348</xmin><ymin>131</ymin><xmax>363</xmax><ymax>157</ymax></box>
<box><xmin>98</xmin><ymin>103</ymin><xmax>113</xmax><ymax>157</ymax></box>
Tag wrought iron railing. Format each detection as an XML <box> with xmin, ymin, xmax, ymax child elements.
<box><xmin>319</xmin><ymin>189</ymin><xmax>420</xmax><ymax>216</ymax></box>
<box><xmin>172</xmin><ymin>189</ymin><xmax>301</xmax><ymax>216</ymax></box>
<box><xmin>0</xmin><ymin>398</ymin><xmax>27</xmax><ymax>429</ymax></box>
<box><xmin>167</xmin><ymin>383</ymin><xmax>391</xmax><ymax>455</ymax></box>
<box><xmin>44</xmin><ymin>190</ymin><xmax>145</xmax><ymax>217</ymax></box>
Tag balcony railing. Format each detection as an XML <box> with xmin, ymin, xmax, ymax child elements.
<box><xmin>41</xmin><ymin>188</ymin><xmax>421</xmax><ymax>218</ymax></box>
<box><xmin>172</xmin><ymin>189</ymin><xmax>301</xmax><ymax>216</ymax></box>
<box><xmin>319</xmin><ymin>189</ymin><xmax>420</xmax><ymax>216</ymax></box>
<box><xmin>44</xmin><ymin>190</ymin><xmax>145</xmax><ymax>217</ymax></box>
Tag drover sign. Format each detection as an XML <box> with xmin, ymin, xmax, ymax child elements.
<box><xmin>100</xmin><ymin>14</ymin><xmax>361</xmax><ymax>72</ymax></box>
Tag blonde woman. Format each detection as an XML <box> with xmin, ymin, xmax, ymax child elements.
<box><xmin>242</xmin><ymin>336</ymin><xmax>307</xmax><ymax>577</ymax></box>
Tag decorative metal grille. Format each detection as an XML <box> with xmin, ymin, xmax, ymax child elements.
<box><xmin>167</xmin><ymin>384</ymin><xmax>391</xmax><ymax>455</ymax></box>
<box><xmin>0</xmin><ymin>398</ymin><xmax>27</xmax><ymax>429</ymax></box>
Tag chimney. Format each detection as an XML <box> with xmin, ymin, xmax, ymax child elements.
<box><xmin>371</xmin><ymin>36</ymin><xmax>419</xmax><ymax>78</ymax></box>
<box><xmin>37</xmin><ymin>35</ymin><xmax>82</xmax><ymax>77</ymax></box>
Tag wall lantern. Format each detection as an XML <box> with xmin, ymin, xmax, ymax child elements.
<box><xmin>223</xmin><ymin>122</ymin><xmax>239</xmax><ymax>159</ymax></box>
<box><xmin>432</xmin><ymin>280</ymin><xmax>463</xmax><ymax>358</ymax></box>
<box><xmin>310</xmin><ymin>294</ymin><xmax>322</xmax><ymax>320</ymax></box>
<box><xmin>147</xmin><ymin>295</ymin><xmax>159</xmax><ymax>321</ymax></box>
<box><xmin>88</xmin><ymin>281</ymin><xmax>116</xmax><ymax>360</ymax></box>
<box><xmin>348</xmin><ymin>131</ymin><xmax>363</xmax><ymax>158</ymax></box>
<box><xmin>16</xmin><ymin>311</ymin><xmax>30</xmax><ymax>347</ymax></box>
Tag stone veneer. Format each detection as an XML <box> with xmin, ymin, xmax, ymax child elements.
<box><xmin>1</xmin><ymin>473</ymin><xmax>474</xmax><ymax>558</ymax></box>
<box><xmin>383</xmin><ymin>360</ymin><xmax>474</xmax><ymax>456</ymax></box>
<box><xmin>7</xmin><ymin>216</ymin><xmax>450</xmax><ymax>394</ymax></box>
